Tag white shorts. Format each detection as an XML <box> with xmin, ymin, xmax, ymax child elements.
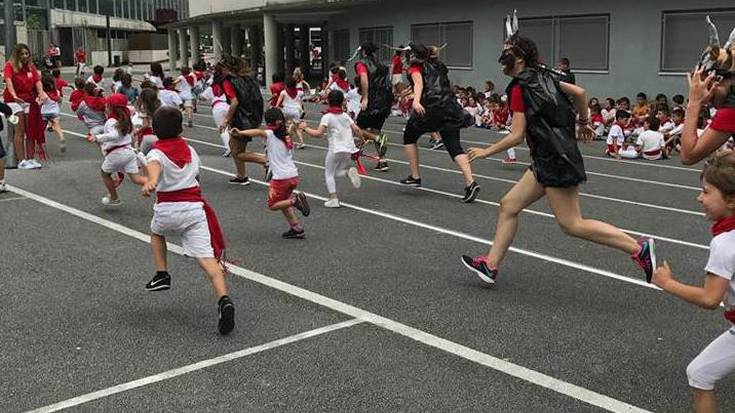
<box><xmin>282</xmin><ymin>107</ymin><xmax>301</xmax><ymax>121</ymax></box>
<box><xmin>212</xmin><ymin>104</ymin><xmax>230</xmax><ymax>128</ymax></box>
<box><xmin>183</xmin><ymin>99</ymin><xmax>193</xmax><ymax>108</ymax></box>
<box><xmin>7</xmin><ymin>102</ymin><xmax>30</xmax><ymax>114</ymax></box>
<box><xmin>101</xmin><ymin>147</ymin><xmax>139</xmax><ymax>174</ymax></box>
<box><xmin>151</xmin><ymin>203</ymin><xmax>213</xmax><ymax>258</ymax></box>
<box><xmin>391</xmin><ymin>74</ymin><xmax>402</xmax><ymax>86</ymax></box>
<box><xmin>139</xmin><ymin>134</ymin><xmax>158</xmax><ymax>155</ymax></box>
<box><xmin>687</xmin><ymin>327</ymin><xmax>735</xmax><ymax>390</ymax></box>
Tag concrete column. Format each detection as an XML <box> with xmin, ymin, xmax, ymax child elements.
<box><xmin>167</xmin><ymin>29</ymin><xmax>177</xmax><ymax>74</ymax></box>
<box><xmin>189</xmin><ymin>25</ymin><xmax>200</xmax><ymax>65</ymax></box>
<box><xmin>231</xmin><ymin>24</ymin><xmax>242</xmax><ymax>58</ymax></box>
<box><xmin>212</xmin><ymin>21</ymin><xmax>223</xmax><ymax>62</ymax></box>
<box><xmin>178</xmin><ymin>28</ymin><xmax>188</xmax><ymax>68</ymax></box>
<box><xmin>222</xmin><ymin>27</ymin><xmax>232</xmax><ymax>56</ymax></box>
<box><xmin>299</xmin><ymin>25</ymin><xmax>310</xmax><ymax>77</ymax></box>
<box><xmin>284</xmin><ymin>24</ymin><xmax>295</xmax><ymax>77</ymax></box>
<box><xmin>321</xmin><ymin>23</ymin><xmax>329</xmax><ymax>79</ymax></box>
<box><xmin>263</xmin><ymin>14</ymin><xmax>279</xmax><ymax>88</ymax></box>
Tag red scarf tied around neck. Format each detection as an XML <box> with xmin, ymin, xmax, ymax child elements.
<box><xmin>325</xmin><ymin>106</ymin><xmax>343</xmax><ymax>114</ymax></box>
<box><xmin>266</xmin><ymin>124</ymin><xmax>293</xmax><ymax>150</ymax></box>
<box><xmin>92</xmin><ymin>73</ymin><xmax>103</xmax><ymax>83</ymax></box>
<box><xmin>285</xmin><ymin>87</ymin><xmax>298</xmax><ymax>99</ymax></box>
<box><xmin>334</xmin><ymin>77</ymin><xmax>349</xmax><ymax>92</ymax></box>
<box><xmin>711</xmin><ymin>215</ymin><xmax>735</xmax><ymax>324</ymax></box>
<box><xmin>152</xmin><ymin>137</ymin><xmax>226</xmax><ymax>262</ymax></box>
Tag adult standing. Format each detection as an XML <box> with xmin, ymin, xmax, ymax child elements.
<box><xmin>74</xmin><ymin>47</ymin><xmax>87</xmax><ymax>77</ymax></box>
<box><xmin>400</xmin><ymin>44</ymin><xmax>480</xmax><ymax>202</ymax></box>
<box><xmin>389</xmin><ymin>46</ymin><xmax>405</xmax><ymax>90</ymax></box>
<box><xmin>353</xmin><ymin>42</ymin><xmax>391</xmax><ymax>171</ymax></box>
<box><xmin>4</xmin><ymin>44</ymin><xmax>47</xmax><ymax>169</ymax></box>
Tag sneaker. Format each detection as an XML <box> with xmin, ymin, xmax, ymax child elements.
<box><xmin>282</xmin><ymin>228</ymin><xmax>306</xmax><ymax>239</ymax></box>
<box><xmin>30</xmin><ymin>159</ymin><xmax>42</xmax><ymax>169</ymax></box>
<box><xmin>375</xmin><ymin>133</ymin><xmax>388</xmax><ymax>155</ymax></box>
<box><xmin>460</xmin><ymin>255</ymin><xmax>498</xmax><ymax>286</ymax></box>
<box><xmin>631</xmin><ymin>237</ymin><xmax>656</xmax><ymax>283</ymax></box>
<box><xmin>228</xmin><ymin>176</ymin><xmax>250</xmax><ymax>186</ymax></box>
<box><xmin>222</xmin><ymin>149</ymin><xmax>231</xmax><ymax>157</ymax></box>
<box><xmin>347</xmin><ymin>167</ymin><xmax>361</xmax><ymax>188</ymax></box>
<box><xmin>431</xmin><ymin>140</ymin><xmax>445</xmax><ymax>150</ymax></box>
<box><xmin>502</xmin><ymin>157</ymin><xmax>517</xmax><ymax>164</ymax></box>
<box><xmin>145</xmin><ymin>272</ymin><xmax>171</xmax><ymax>291</ymax></box>
<box><xmin>60</xmin><ymin>139</ymin><xmax>67</xmax><ymax>153</ymax></box>
<box><xmin>17</xmin><ymin>160</ymin><xmax>32</xmax><ymax>170</ymax></box>
<box><xmin>293</xmin><ymin>192</ymin><xmax>310</xmax><ymax>216</ymax></box>
<box><xmin>324</xmin><ymin>198</ymin><xmax>340</xmax><ymax>208</ymax></box>
<box><xmin>462</xmin><ymin>181</ymin><xmax>480</xmax><ymax>203</ymax></box>
<box><xmin>374</xmin><ymin>161</ymin><xmax>390</xmax><ymax>172</ymax></box>
<box><xmin>101</xmin><ymin>196</ymin><xmax>122</xmax><ymax>206</ymax></box>
<box><xmin>0</xmin><ymin>180</ymin><xmax>6</xmax><ymax>193</ymax></box>
<box><xmin>399</xmin><ymin>176</ymin><xmax>421</xmax><ymax>187</ymax></box>
<box><xmin>296</xmin><ymin>142</ymin><xmax>306</xmax><ymax>150</ymax></box>
<box><xmin>218</xmin><ymin>295</ymin><xmax>235</xmax><ymax>335</ymax></box>
<box><xmin>187</xmin><ymin>120</ymin><xmax>193</xmax><ymax>128</ymax></box>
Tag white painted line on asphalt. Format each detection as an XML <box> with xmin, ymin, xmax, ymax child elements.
<box><xmin>0</xmin><ymin>196</ymin><xmax>28</xmax><ymax>203</ymax></box>
<box><xmin>9</xmin><ymin>184</ymin><xmax>651</xmax><ymax>413</ymax></box>
<box><xmin>25</xmin><ymin>319</ymin><xmax>363</xmax><ymax>413</ymax></box>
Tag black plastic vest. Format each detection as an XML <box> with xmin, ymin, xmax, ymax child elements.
<box><xmin>355</xmin><ymin>56</ymin><xmax>392</xmax><ymax>114</ymax></box>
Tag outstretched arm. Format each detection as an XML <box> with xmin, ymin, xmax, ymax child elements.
<box><xmin>230</xmin><ymin>128</ymin><xmax>267</xmax><ymax>139</ymax></box>
<box><xmin>467</xmin><ymin>111</ymin><xmax>526</xmax><ymax>161</ymax></box>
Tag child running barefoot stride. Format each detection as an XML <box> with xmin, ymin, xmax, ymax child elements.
<box><xmin>141</xmin><ymin>106</ymin><xmax>234</xmax><ymax>335</ymax></box>
<box><xmin>299</xmin><ymin>90</ymin><xmax>362</xmax><ymax>208</ymax></box>
<box><xmin>231</xmin><ymin>108</ymin><xmax>310</xmax><ymax>238</ymax></box>
<box><xmin>652</xmin><ymin>153</ymin><xmax>735</xmax><ymax>413</ymax></box>
<box><xmin>460</xmin><ymin>15</ymin><xmax>656</xmax><ymax>285</ymax></box>
<box><xmin>87</xmin><ymin>93</ymin><xmax>147</xmax><ymax>205</ymax></box>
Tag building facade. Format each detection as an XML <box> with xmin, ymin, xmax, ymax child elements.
<box><xmin>169</xmin><ymin>0</ymin><xmax>733</xmax><ymax>99</ymax></box>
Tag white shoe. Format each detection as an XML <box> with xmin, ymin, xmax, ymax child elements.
<box><xmin>101</xmin><ymin>196</ymin><xmax>122</xmax><ymax>206</ymax></box>
<box><xmin>0</xmin><ymin>181</ymin><xmax>6</xmax><ymax>193</ymax></box>
<box><xmin>28</xmin><ymin>159</ymin><xmax>42</xmax><ymax>169</ymax></box>
<box><xmin>324</xmin><ymin>198</ymin><xmax>340</xmax><ymax>208</ymax></box>
<box><xmin>348</xmin><ymin>167</ymin><xmax>361</xmax><ymax>189</ymax></box>
<box><xmin>17</xmin><ymin>160</ymin><xmax>30</xmax><ymax>169</ymax></box>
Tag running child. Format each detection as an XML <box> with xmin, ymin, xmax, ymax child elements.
<box><xmin>76</xmin><ymin>82</ymin><xmax>107</xmax><ymax>136</ymax></box>
<box><xmin>117</xmin><ymin>73</ymin><xmax>139</xmax><ymax>104</ymax></box>
<box><xmin>40</xmin><ymin>71</ymin><xmax>65</xmax><ymax>152</ymax></box>
<box><xmin>199</xmin><ymin>78</ymin><xmax>231</xmax><ymax>156</ymax></box>
<box><xmin>87</xmin><ymin>65</ymin><xmax>106</xmax><ymax>89</ymax></box>
<box><xmin>145</xmin><ymin>62</ymin><xmax>165</xmax><ymax>89</ymax></box>
<box><xmin>159</xmin><ymin>77</ymin><xmax>183</xmax><ymax>108</ymax></box>
<box><xmin>175</xmin><ymin>66</ymin><xmax>196</xmax><ymax>127</ymax></box>
<box><xmin>86</xmin><ymin>93</ymin><xmax>147</xmax><ymax>206</ymax></box>
<box><xmin>52</xmin><ymin>69</ymin><xmax>69</xmax><ymax>99</ymax></box>
<box><xmin>230</xmin><ymin>108</ymin><xmax>310</xmax><ymax>239</ymax></box>
<box><xmin>652</xmin><ymin>152</ymin><xmax>735</xmax><ymax>413</ymax></box>
<box><xmin>461</xmin><ymin>16</ymin><xmax>656</xmax><ymax>285</ymax></box>
<box><xmin>0</xmin><ymin>101</ymin><xmax>13</xmax><ymax>192</ymax></box>
<box><xmin>275</xmin><ymin>77</ymin><xmax>306</xmax><ymax>149</ymax></box>
<box><xmin>299</xmin><ymin>89</ymin><xmax>362</xmax><ymax>208</ymax></box>
<box><xmin>141</xmin><ymin>106</ymin><xmax>234</xmax><ymax>335</ymax></box>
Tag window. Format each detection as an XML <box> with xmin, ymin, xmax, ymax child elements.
<box><xmin>99</xmin><ymin>0</ymin><xmax>114</xmax><ymax>15</ymax></box>
<box><xmin>78</xmin><ymin>0</ymin><xmax>89</xmax><ymax>13</ymax></box>
<box><xmin>411</xmin><ymin>21</ymin><xmax>473</xmax><ymax>68</ymax></box>
<box><xmin>518</xmin><ymin>14</ymin><xmax>609</xmax><ymax>71</ymax></box>
<box><xmin>332</xmin><ymin>29</ymin><xmax>350</xmax><ymax>63</ymax></box>
<box><xmin>661</xmin><ymin>9</ymin><xmax>735</xmax><ymax>73</ymax></box>
<box><xmin>358</xmin><ymin>26</ymin><xmax>392</xmax><ymax>64</ymax></box>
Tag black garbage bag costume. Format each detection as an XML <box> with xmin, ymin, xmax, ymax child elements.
<box><xmin>230</xmin><ymin>75</ymin><xmax>264</xmax><ymax>131</ymax></box>
<box><xmin>403</xmin><ymin>56</ymin><xmax>473</xmax><ymax>159</ymax></box>
<box><xmin>354</xmin><ymin>53</ymin><xmax>392</xmax><ymax>131</ymax></box>
<box><xmin>506</xmin><ymin>66</ymin><xmax>587</xmax><ymax>187</ymax></box>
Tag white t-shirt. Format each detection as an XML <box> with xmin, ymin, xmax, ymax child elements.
<box><xmin>705</xmin><ymin>230</ymin><xmax>735</xmax><ymax>310</ymax></box>
<box><xmin>146</xmin><ymin>74</ymin><xmax>164</xmax><ymax>89</ymax></box>
<box><xmin>281</xmin><ymin>90</ymin><xmax>303</xmax><ymax>113</ymax></box>
<box><xmin>607</xmin><ymin>124</ymin><xmax>625</xmax><ymax>146</ymax></box>
<box><xmin>659</xmin><ymin>120</ymin><xmax>675</xmax><ymax>134</ymax></box>
<box><xmin>159</xmin><ymin>89</ymin><xmax>183</xmax><ymax>108</ymax></box>
<box><xmin>345</xmin><ymin>88</ymin><xmax>361</xmax><ymax>117</ymax></box>
<box><xmin>320</xmin><ymin>112</ymin><xmax>358</xmax><ymax>154</ymax></box>
<box><xmin>636</xmin><ymin>130</ymin><xmax>665</xmax><ymax>158</ymax></box>
<box><xmin>94</xmin><ymin>118</ymin><xmax>132</xmax><ymax>152</ymax></box>
<box><xmin>602</xmin><ymin>108</ymin><xmax>616</xmax><ymax>124</ymax></box>
<box><xmin>177</xmin><ymin>75</ymin><xmax>193</xmax><ymax>100</ymax></box>
<box><xmin>147</xmin><ymin>145</ymin><xmax>202</xmax><ymax>212</ymax></box>
<box><xmin>265</xmin><ymin>130</ymin><xmax>298</xmax><ymax>180</ymax></box>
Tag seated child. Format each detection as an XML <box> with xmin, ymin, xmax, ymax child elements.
<box><xmin>636</xmin><ymin>117</ymin><xmax>667</xmax><ymax>160</ymax></box>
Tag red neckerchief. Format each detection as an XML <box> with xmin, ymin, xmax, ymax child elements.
<box><xmin>286</xmin><ymin>87</ymin><xmax>298</xmax><ymax>99</ymax></box>
<box><xmin>70</xmin><ymin>89</ymin><xmax>85</xmax><ymax>111</ymax></box>
<box><xmin>152</xmin><ymin>137</ymin><xmax>191</xmax><ymax>168</ymax></box>
<box><xmin>659</xmin><ymin>116</ymin><xmax>670</xmax><ymax>125</ymax></box>
<box><xmin>84</xmin><ymin>95</ymin><xmax>106</xmax><ymax>112</ymax></box>
<box><xmin>92</xmin><ymin>74</ymin><xmax>102</xmax><ymax>83</ymax></box>
<box><xmin>334</xmin><ymin>77</ymin><xmax>349</xmax><ymax>91</ymax></box>
<box><xmin>266</xmin><ymin>124</ymin><xmax>293</xmax><ymax>150</ymax></box>
<box><xmin>712</xmin><ymin>215</ymin><xmax>735</xmax><ymax>237</ymax></box>
<box><xmin>325</xmin><ymin>106</ymin><xmax>343</xmax><ymax>114</ymax></box>
<box><xmin>185</xmin><ymin>74</ymin><xmax>195</xmax><ymax>87</ymax></box>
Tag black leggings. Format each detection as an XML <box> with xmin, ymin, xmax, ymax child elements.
<box><xmin>403</xmin><ymin>121</ymin><xmax>464</xmax><ymax>159</ymax></box>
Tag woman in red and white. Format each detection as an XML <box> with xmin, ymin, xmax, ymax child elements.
<box><xmin>4</xmin><ymin>44</ymin><xmax>47</xmax><ymax>170</ymax></box>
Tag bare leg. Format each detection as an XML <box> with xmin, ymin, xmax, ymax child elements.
<box><xmin>546</xmin><ymin>186</ymin><xmax>639</xmax><ymax>254</ymax></box>
<box><xmin>452</xmin><ymin>154</ymin><xmax>475</xmax><ymax>186</ymax></box>
<box><xmin>281</xmin><ymin>207</ymin><xmax>300</xmax><ymax>227</ymax></box>
<box><xmin>13</xmin><ymin>114</ymin><xmax>26</xmax><ymax>162</ymax></box>
<box><xmin>236</xmin><ymin>151</ymin><xmax>267</xmax><ymax>166</ymax></box>
<box><xmin>100</xmin><ymin>171</ymin><xmax>118</xmax><ymax>200</ymax></box>
<box><xmin>150</xmin><ymin>233</ymin><xmax>168</xmax><ymax>271</ymax></box>
<box><xmin>404</xmin><ymin>143</ymin><xmax>420</xmax><ymax>178</ymax></box>
<box><xmin>485</xmin><ymin>169</ymin><xmax>546</xmax><ymax>267</ymax></box>
<box><xmin>50</xmin><ymin>118</ymin><xmax>65</xmax><ymax>143</ymax></box>
<box><xmin>185</xmin><ymin>107</ymin><xmax>193</xmax><ymax>124</ymax></box>
<box><xmin>197</xmin><ymin>257</ymin><xmax>227</xmax><ymax>298</ymax></box>
<box><xmin>692</xmin><ymin>389</ymin><xmax>718</xmax><ymax>413</ymax></box>
<box><xmin>0</xmin><ymin>158</ymin><xmax>5</xmax><ymax>181</ymax></box>
<box><xmin>230</xmin><ymin>138</ymin><xmax>246</xmax><ymax>178</ymax></box>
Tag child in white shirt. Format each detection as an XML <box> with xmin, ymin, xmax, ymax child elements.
<box><xmin>300</xmin><ymin>90</ymin><xmax>362</xmax><ymax>208</ymax></box>
<box><xmin>140</xmin><ymin>106</ymin><xmax>234</xmax><ymax>335</ymax></box>
<box><xmin>606</xmin><ymin>110</ymin><xmax>629</xmax><ymax>158</ymax></box>
<box><xmin>636</xmin><ymin>117</ymin><xmax>666</xmax><ymax>160</ymax></box>
<box><xmin>651</xmin><ymin>153</ymin><xmax>735</xmax><ymax>413</ymax></box>
<box><xmin>230</xmin><ymin>108</ymin><xmax>310</xmax><ymax>239</ymax></box>
<box><xmin>159</xmin><ymin>78</ymin><xmax>183</xmax><ymax>108</ymax></box>
<box><xmin>276</xmin><ymin>78</ymin><xmax>305</xmax><ymax>149</ymax></box>
<box><xmin>174</xmin><ymin>66</ymin><xmax>196</xmax><ymax>127</ymax></box>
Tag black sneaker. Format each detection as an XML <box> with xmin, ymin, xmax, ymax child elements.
<box><xmin>462</xmin><ymin>181</ymin><xmax>480</xmax><ymax>203</ymax></box>
<box><xmin>293</xmin><ymin>192</ymin><xmax>310</xmax><ymax>217</ymax></box>
<box><xmin>431</xmin><ymin>140</ymin><xmax>445</xmax><ymax>150</ymax></box>
<box><xmin>399</xmin><ymin>176</ymin><xmax>421</xmax><ymax>187</ymax></box>
<box><xmin>264</xmin><ymin>165</ymin><xmax>273</xmax><ymax>182</ymax></box>
<box><xmin>460</xmin><ymin>255</ymin><xmax>498</xmax><ymax>286</ymax></box>
<box><xmin>374</xmin><ymin>161</ymin><xmax>390</xmax><ymax>172</ymax></box>
<box><xmin>229</xmin><ymin>176</ymin><xmax>250</xmax><ymax>186</ymax></box>
<box><xmin>187</xmin><ymin>120</ymin><xmax>193</xmax><ymax>128</ymax></box>
<box><xmin>218</xmin><ymin>295</ymin><xmax>235</xmax><ymax>335</ymax></box>
<box><xmin>631</xmin><ymin>237</ymin><xmax>656</xmax><ymax>283</ymax></box>
<box><xmin>145</xmin><ymin>272</ymin><xmax>171</xmax><ymax>291</ymax></box>
<box><xmin>282</xmin><ymin>228</ymin><xmax>306</xmax><ymax>239</ymax></box>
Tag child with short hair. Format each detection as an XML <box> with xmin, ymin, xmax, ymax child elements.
<box><xmin>77</xmin><ymin>82</ymin><xmax>107</xmax><ymax>135</ymax></box>
<box><xmin>175</xmin><ymin>66</ymin><xmax>196</xmax><ymax>127</ymax></box>
<box><xmin>635</xmin><ymin>117</ymin><xmax>666</xmax><ymax>160</ymax></box>
<box><xmin>86</xmin><ymin>93</ymin><xmax>147</xmax><ymax>205</ymax></box>
<box><xmin>87</xmin><ymin>65</ymin><xmax>106</xmax><ymax>89</ymax></box>
<box><xmin>51</xmin><ymin>69</ymin><xmax>68</xmax><ymax>99</ymax></box>
<box><xmin>117</xmin><ymin>73</ymin><xmax>139</xmax><ymax>104</ymax></box>
<box><xmin>664</xmin><ymin>107</ymin><xmax>685</xmax><ymax>153</ymax></box>
<box><xmin>69</xmin><ymin>78</ymin><xmax>86</xmax><ymax>112</ymax></box>
<box><xmin>672</xmin><ymin>94</ymin><xmax>685</xmax><ymax>111</ymax></box>
<box><xmin>230</xmin><ymin>108</ymin><xmax>310</xmax><ymax>238</ymax></box>
<box><xmin>607</xmin><ymin>110</ymin><xmax>630</xmax><ymax>158</ymax></box>
<box><xmin>632</xmin><ymin>92</ymin><xmax>650</xmax><ymax>124</ymax></box>
<box><xmin>135</xmin><ymin>88</ymin><xmax>161</xmax><ymax>154</ymax></box>
<box><xmin>590</xmin><ymin>103</ymin><xmax>605</xmax><ymax>139</ymax></box>
<box><xmin>159</xmin><ymin>77</ymin><xmax>183</xmax><ymax>108</ymax></box>
<box><xmin>141</xmin><ymin>106</ymin><xmax>234</xmax><ymax>335</ymax></box>
<box><xmin>111</xmin><ymin>68</ymin><xmax>125</xmax><ymax>95</ymax></box>
<box><xmin>40</xmin><ymin>71</ymin><xmax>65</xmax><ymax>152</ymax></box>
<box><xmin>657</xmin><ymin>105</ymin><xmax>675</xmax><ymax>135</ymax></box>
<box><xmin>602</xmin><ymin>97</ymin><xmax>616</xmax><ymax>126</ymax></box>
<box><xmin>0</xmin><ymin>101</ymin><xmax>13</xmax><ymax>192</ymax></box>
<box><xmin>299</xmin><ymin>90</ymin><xmax>362</xmax><ymax>208</ymax></box>
<box><xmin>652</xmin><ymin>153</ymin><xmax>735</xmax><ymax>413</ymax></box>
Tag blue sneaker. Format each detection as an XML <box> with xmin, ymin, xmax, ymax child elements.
<box><xmin>460</xmin><ymin>255</ymin><xmax>498</xmax><ymax>285</ymax></box>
